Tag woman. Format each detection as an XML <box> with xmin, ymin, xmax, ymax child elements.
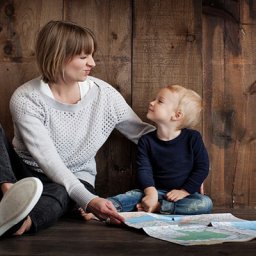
<box><xmin>0</xmin><ymin>20</ymin><xmax>154</xmax><ymax>237</ymax></box>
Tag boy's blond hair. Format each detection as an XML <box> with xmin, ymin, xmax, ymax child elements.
<box><xmin>35</xmin><ymin>20</ymin><xmax>97</xmax><ymax>83</ymax></box>
<box><xmin>166</xmin><ymin>85</ymin><xmax>202</xmax><ymax>129</ymax></box>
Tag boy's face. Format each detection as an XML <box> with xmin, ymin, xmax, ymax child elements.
<box><xmin>147</xmin><ymin>88</ymin><xmax>179</xmax><ymax>124</ymax></box>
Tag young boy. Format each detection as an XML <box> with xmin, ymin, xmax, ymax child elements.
<box><xmin>107</xmin><ymin>85</ymin><xmax>213</xmax><ymax>215</ymax></box>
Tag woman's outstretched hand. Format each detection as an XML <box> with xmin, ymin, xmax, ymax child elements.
<box><xmin>87</xmin><ymin>197</ymin><xmax>125</xmax><ymax>224</ymax></box>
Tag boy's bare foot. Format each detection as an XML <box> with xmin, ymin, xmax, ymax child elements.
<box><xmin>136</xmin><ymin>203</ymin><xmax>144</xmax><ymax>211</ymax></box>
<box><xmin>154</xmin><ymin>202</ymin><xmax>161</xmax><ymax>212</ymax></box>
<box><xmin>136</xmin><ymin>202</ymin><xmax>161</xmax><ymax>213</ymax></box>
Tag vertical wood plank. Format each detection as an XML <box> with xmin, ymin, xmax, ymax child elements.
<box><xmin>202</xmin><ymin>0</ymin><xmax>241</xmax><ymax>208</ymax></box>
<box><xmin>203</xmin><ymin>0</ymin><xmax>256</xmax><ymax>209</ymax></box>
<box><xmin>0</xmin><ymin>0</ymin><xmax>255</xmax><ymax>209</ymax></box>
<box><xmin>223</xmin><ymin>1</ymin><xmax>255</xmax><ymax>209</ymax></box>
<box><xmin>0</xmin><ymin>0</ymin><xmax>63</xmax><ymax>138</ymax></box>
<box><xmin>202</xmin><ymin>14</ymin><xmax>227</xmax><ymax>206</ymax></box>
<box><xmin>133</xmin><ymin>0</ymin><xmax>203</xmax><ymax>124</ymax></box>
<box><xmin>64</xmin><ymin>0</ymin><xmax>133</xmax><ymax>196</ymax></box>
<box><xmin>229</xmin><ymin>0</ymin><xmax>256</xmax><ymax>209</ymax></box>
<box><xmin>240</xmin><ymin>0</ymin><xmax>256</xmax><ymax>24</ymax></box>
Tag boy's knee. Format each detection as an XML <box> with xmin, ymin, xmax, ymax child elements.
<box><xmin>200</xmin><ymin>196</ymin><xmax>213</xmax><ymax>213</ymax></box>
<box><xmin>192</xmin><ymin>195</ymin><xmax>213</xmax><ymax>214</ymax></box>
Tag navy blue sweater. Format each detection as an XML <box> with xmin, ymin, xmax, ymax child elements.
<box><xmin>136</xmin><ymin>128</ymin><xmax>209</xmax><ymax>194</ymax></box>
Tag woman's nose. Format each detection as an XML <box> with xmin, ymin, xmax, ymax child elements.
<box><xmin>88</xmin><ymin>55</ymin><xmax>96</xmax><ymax>67</ymax></box>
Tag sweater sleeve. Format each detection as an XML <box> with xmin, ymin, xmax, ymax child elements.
<box><xmin>109</xmin><ymin>87</ymin><xmax>155</xmax><ymax>144</ymax></box>
<box><xmin>116</xmin><ymin>107</ymin><xmax>155</xmax><ymax>144</ymax></box>
<box><xmin>182</xmin><ymin>131</ymin><xmax>209</xmax><ymax>194</ymax></box>
<box><xmin>10</xmin><ymin>92</ymin><xmax>97</xmax><ymax>210</ymax></box>
<box><xmin>136</xmin><ymin>136</ymin><xmax>155</xmax><ymax>189</ymax></box>
<box><xmin>88</xmin><ymin>76</ymin><xmax>155</xmax><ymax>144</ymax></box>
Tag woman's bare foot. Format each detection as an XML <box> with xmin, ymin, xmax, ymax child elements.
<box><xmin>14</xmin><ymin>216</ymin><xmax>32</xmax><ymax>235</ymax></box>
<box><xmin>78</xmin><ymin>208</ymin><xmax>99</xmax><ymax>221</ymax></box>
<box><xmin>1</xmin><ymin>183</ymin><xmax>14</xmax><ymax>194</ymax></box>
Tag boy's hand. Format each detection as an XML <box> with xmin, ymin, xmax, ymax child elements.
<box><xmin>200</xmin><ymin>183</ymin><xmax>205</xmax><ymax>195</ymax></box>
<box><xmin>136</xmin><ymin>187</ymin><xmax>159</xmax><ymax>212</ymax></box>
<box><xmin>166</xmin><ymin>189</ymin><xmax>189</xmax><ymax>202</ymax></box>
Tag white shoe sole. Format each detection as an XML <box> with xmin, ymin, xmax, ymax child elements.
<box><xmin>0</xmin><ymin>177</ymin><xmax>43</xmax><ymax>236</ymax></box>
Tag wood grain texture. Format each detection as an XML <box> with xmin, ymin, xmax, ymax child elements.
<box><xmin>64</xmin><ymin>0</ymin><xmax>133</xmax><ymax>197</ymax></box>
<box><xmin>0</xmin><ymin>0</ymin><xmax>255</xmax><ymax>209</ymax></box>
<box><xmin>133</xmin><ymin>0</ymin><xmax>202</xmax><ymax>123</ymax></box>
<box><xmin>0</xmin><ymin>211</ymin><xmax>255</xmax><ymax>256</ymax></box>
<box><xmin>227</xmin><ymin>22</ymin><xmax>256</xmax><ymax>209</ymax></box>
<box><xmin>223</xmin><ymin>1</ymin><xmax>256</xmax><ymax>210</ymax></box>
<box><xmin>0</xmin><ymin>0</ymin><xmax>62</xmax><ymax>138</ymax></box>
<box><xmin>203</xmin><ymin>14</ymin><xmax>227</xmax><ymax>206</ymax></box>
<box><xmin>203</xmin><ymin>0</ymin><xmax>256</xmax><ymax>209</ymax></box>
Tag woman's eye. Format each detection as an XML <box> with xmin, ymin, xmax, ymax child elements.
<box><xmin>80</xmin><ymin>56</ymin><xmax>88</xmax><ymax>59</ymax></box>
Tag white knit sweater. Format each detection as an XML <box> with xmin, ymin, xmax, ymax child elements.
<box><xmin>10</xmin><ymin>76</ymin><xmax>155</xmax><ymax>209</ymax></box>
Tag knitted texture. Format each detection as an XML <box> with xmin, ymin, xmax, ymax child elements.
<box><xmin>10</xmin><ymin>76</ymin><xmax>154</xmax><ymax>209</ymax></box>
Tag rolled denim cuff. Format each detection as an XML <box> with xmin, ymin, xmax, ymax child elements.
<box><xmin>159</xmin><ymin>199</ymin><xmax>175</xmax><ymax>214</ymax></box>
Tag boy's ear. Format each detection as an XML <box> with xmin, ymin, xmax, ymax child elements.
<box><xmin>171</xmin><ymin>110</ymin><xmax>184</xmax><ymax>121</ymax></box>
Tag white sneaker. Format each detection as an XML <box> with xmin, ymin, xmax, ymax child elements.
<box><xmin>0</xmin><ymin>177</ymin><xmax>43</xmax><ymax>237</ymax></box>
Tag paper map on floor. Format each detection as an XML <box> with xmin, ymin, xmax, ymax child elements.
<box><xmin>119</xmin><ymin>212</ymin><xmax>256</xmax><ymax>246</ymax></box>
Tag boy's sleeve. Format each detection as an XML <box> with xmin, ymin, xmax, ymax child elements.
<box><xmin>182</xmin><ymin>132</ymin><xmax>209</xmax><ymax>194</ymax></box>
<box><xmin>136</xmin><ymin>136</ymin><xmax>155</xmax><ymax>189</ymax></box>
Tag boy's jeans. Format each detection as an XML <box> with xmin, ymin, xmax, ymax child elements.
<box><xmin>108</xmin><ymin>189</ymin><xmax>213</xmax><ymax>215</ymax></box>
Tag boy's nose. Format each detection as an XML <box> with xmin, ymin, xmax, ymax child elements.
<box><xmin>149</xmin><ymin>101</ymin><xmax>155</xmax><ymax>106</ymax></box>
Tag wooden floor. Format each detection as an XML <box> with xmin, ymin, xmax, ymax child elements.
<box><xmin>0</xmin><ymin>209</ymin><xmax>255</xmax><ymax>256</ymax></box>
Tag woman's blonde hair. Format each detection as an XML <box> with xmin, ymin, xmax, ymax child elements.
<box><xmin>35</xmin><ymin>20</ymin><xmax>97</xmax><ymax>83</ymax></box>
<box><xmin>166</xmin><ymin>85</ymin><xmax>202</xmax><ymax>129</ymax></box>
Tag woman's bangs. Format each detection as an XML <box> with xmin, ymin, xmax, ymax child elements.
<box><xmin>76</xmin><ymin>33</ymin><xmax>95</xmax><ymax>55</ymax></box>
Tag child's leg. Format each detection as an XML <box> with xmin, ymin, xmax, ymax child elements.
<box><xmin>0</xmin><ymin>125</ymin><xmax>17</xmax><ymax>188</ymax></box>
<box><xmin>160</xmin><ymin>193</ymin><xmax>213</xmax><ymax>215</ymax></box>
<box><xmin>0</xmin><ymin>124</ymin><xmax>34</xmax><ymax>197</ymax></box>
<box><xmin>108</xmin><ymin>189</ymin><xmax>144</xmax><ymax>212</ymax></box>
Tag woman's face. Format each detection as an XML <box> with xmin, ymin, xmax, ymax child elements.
<box><xmin>63</xmin><ymin>52</ymin><xmax>96</xmax><ymax>83</ymax></box>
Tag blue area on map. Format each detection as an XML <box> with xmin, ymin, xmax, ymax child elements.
<box><xmin>127</xmin><ymin>214</ymin><xmax>183</xmax><ymax>224</ymax></box>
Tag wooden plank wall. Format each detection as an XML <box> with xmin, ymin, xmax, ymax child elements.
<box><xmin>203</xmin><ymin>0</ymin><xmax>256</xmax><ymax>210</ymax></box>
<box><xmin>0</xmin><ymin>0</ymin><xmax>255</xmax><ymax>210</ymax></box>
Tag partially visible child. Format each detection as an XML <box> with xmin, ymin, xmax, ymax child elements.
<box><xmin>107</xmin><ymin>85</ymin><xmax>213</xmax><ymax>215</ymax></box>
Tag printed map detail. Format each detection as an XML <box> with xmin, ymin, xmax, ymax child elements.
<box><xmin>119</xmin><ymin>212</ymin><xmax>256</xmax><ymax>246</ymax></box>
